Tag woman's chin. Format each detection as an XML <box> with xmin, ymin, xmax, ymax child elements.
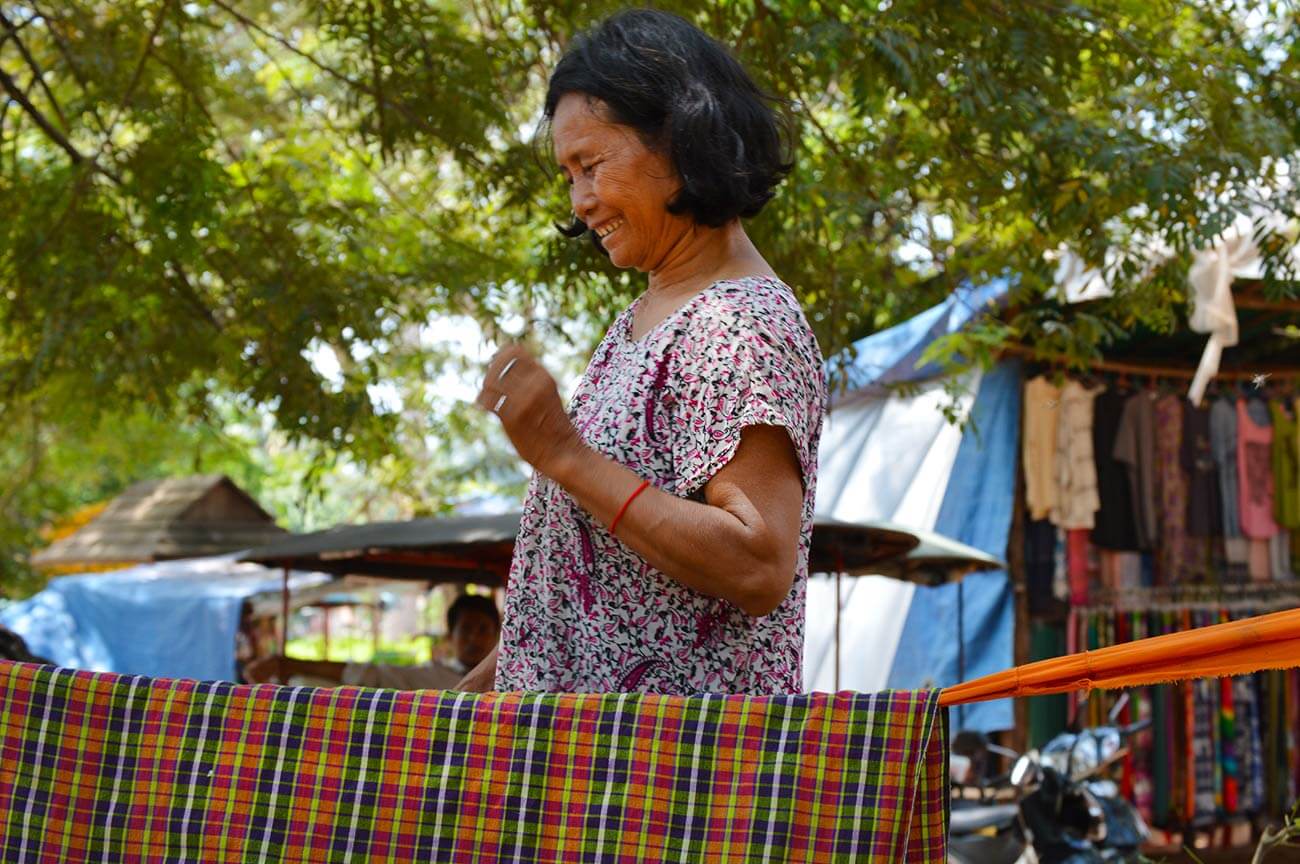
<box><xmin>606</xmin><ymin>244</ymin><xmax>637</xmax><ymax>270</ymax></box>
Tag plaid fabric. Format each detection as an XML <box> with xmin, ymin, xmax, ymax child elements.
<box><xmin>0</xmin><ymin>661</ymin><xmax>947</xmax><ymax>862</ymax></box>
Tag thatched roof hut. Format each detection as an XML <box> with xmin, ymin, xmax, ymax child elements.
<box><xmin>32</xmin><ymin>475</ymin><xmax>288</xmax><ymax>571</ymax></box>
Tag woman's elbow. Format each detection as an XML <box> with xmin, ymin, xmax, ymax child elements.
<box><xmin>735</xmin><ymin>560</ymin><xmax>797</xmax><ymax>618</ymax></box>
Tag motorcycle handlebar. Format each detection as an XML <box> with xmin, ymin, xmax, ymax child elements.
<box><xmin>1122</xmin><ymin>718</ymin><xmax>1152</xmax><ymax>737</ymax></box>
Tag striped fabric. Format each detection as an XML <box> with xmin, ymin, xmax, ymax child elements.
<box><xmin>0</xmin><ymin>661</ymin><xmax>948</xmax><ymax>862</ymax></box>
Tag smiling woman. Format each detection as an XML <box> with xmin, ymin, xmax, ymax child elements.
<box><xmin>465</xmin><ymin>9</ymin><xmax>826</xmax><ymax>696</ymax></box>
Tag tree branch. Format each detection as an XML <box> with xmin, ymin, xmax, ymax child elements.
<box><xmin>210</xmin><ymin>0</ymin><xmax>486</xmax><ymax>170</ymax></box>
<box><xmin>0</xmin><ymin>9</ymin><xmax>71</xmax><ymax>133</ymax></box>
<box><xmin>25</xmin><ymin>2</ymin><xmax>114</xmax><ymax>138</ymax></box>
<box><xmin>208</xmin><ymin>0</ymin><xmax>363</xmax><ymax>91</ymax></box>
<box><xmin>102</xmin><ymin>0</ymin><xmax>172</xmax><ymax>142</ymax></box>
<box><xmin>0</xmin><ymin>65</ymin><xmax>83</xmax><ymax>165</ymax></box>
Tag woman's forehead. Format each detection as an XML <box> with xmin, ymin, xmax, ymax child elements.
<box><xmin>552</xmin><ymin>95</ymin><xmax>620</xmax><ymax>161</ymax></box>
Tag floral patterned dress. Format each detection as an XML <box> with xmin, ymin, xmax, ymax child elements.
<box><xmin>494</xmin><ymin>276</ymin><xmax>827</xmax><ymax>694</ymax></box>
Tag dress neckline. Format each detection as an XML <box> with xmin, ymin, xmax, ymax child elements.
<box><xmin>622</xmin><ymin>275</ymin><xmax>779</xmax><ymax>345</ymax></box>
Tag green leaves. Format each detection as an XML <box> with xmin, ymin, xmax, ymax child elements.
<box><xmin>1</xmin><ymin>0</ymin><xmax>1298</xmax><ymax>593</ymax></box>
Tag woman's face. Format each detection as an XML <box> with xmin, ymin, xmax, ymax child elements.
<box><xmin>552</xmin><ymin>93</ymin><xmax>692</xmax><ymax>272</ymax></box>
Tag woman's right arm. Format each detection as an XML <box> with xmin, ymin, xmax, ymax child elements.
<box><xmin>455</xmin><ymin>643</ymin><xmax>498</xmax><ymax>692</ymax></box>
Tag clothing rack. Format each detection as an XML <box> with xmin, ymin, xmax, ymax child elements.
<box><xmin>1002</xmin><ymin>343</ymin><xmax>1300</xmax><ymax>382</ymax></box>
<box><xmin>1074</xmin><ymin>582</ymin><xmax>1300</xmax><ymax>614</ymax></box>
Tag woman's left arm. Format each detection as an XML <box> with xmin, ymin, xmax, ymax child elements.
<box><xmin>478</xmin><ymin>345</ymin><xmax>804</xmax><ymax>618</ymax></box>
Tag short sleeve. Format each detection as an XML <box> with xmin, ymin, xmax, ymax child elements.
<box><xmin>666</xmin><ymin>284</ymin><xmax>826</xmax><ymax>498</ymax></box>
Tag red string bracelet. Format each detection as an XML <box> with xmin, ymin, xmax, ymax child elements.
<box><xmin>610</xmin><ymin>479</ymin><xmax>651</xmax><ymax>536</ymax></box>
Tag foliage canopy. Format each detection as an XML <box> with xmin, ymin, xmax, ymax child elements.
<box><xmin>1</xmin><ymin>0</ymin><xmax>1297</xmax><ymax>593</ymax></box>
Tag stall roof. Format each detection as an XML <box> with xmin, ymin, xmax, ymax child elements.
<box><xmin>241</xmin><ymin>513</ymin><xmax>520</xmax><ymax>584</ymax></box>
<box><xmin>32</xmin><ymin>475</ymin><xmax>288</xmax><ymax>571</ymax></box>
<box><xmin>242</xmin><ymin>512</ymin><xmax>951</xmax><ymax>582</ymax></box>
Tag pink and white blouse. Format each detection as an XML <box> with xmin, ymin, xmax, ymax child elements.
<box><xmin>494</xmin><ymin>276</ymin><xmax>826</xmax><ymax>695</ymax></box>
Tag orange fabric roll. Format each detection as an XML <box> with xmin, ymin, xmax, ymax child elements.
<box><xmin>940</xmin><ymin>607</ymin><xmax>1300</xmax><ymax>706</ymax></box>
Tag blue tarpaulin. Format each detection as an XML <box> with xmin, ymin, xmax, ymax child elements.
<box><xmin>887</xmin><ymin>360</ymin><xmax>1021</xmax><ymax>731</ymax></box>
<box><xmin>0</xmin><ymin>556</ymin><xmax>329</xmax><ymax>682</ymax></box>
<box><xmin>813</xmin><ymin>279</ymin><xmax>1020</xmax><ymax>731</ymax></box>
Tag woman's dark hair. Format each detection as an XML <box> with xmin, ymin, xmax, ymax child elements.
<box><xmin>544</xmin><ymin>8</ymin><xmax>794</xmax><ymax>236</ymax></box>
<box><xmin>447</xmin><ymin>593</ymin><xmax>500</xmax><ymax>632</ymax></box>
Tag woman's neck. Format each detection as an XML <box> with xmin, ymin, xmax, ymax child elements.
<box><xmin>645</xmin><ymin>220</ymin><xmax>771</xmax><ymax>299</ymax></box>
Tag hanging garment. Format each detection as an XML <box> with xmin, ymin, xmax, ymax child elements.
<box><xmin>1093</xmin><ymin>388</ymin><xmax>1142</xmax><ymax>550</ymax></box>
<box><xmin>1051</xmin><ymin>380</ymin><xmax>1104</xmax><ymax>529</ymax></box>
<box><xmin>1025</xmin><ymin>518</ymin><xmax>1059</xmax><ymax>615</ymax></box>
<box><xmin>1154</xmin><ymin>394</ymin><xmax>1203</xmax><ymax>582</ymax></box>
<box><xmin>0</xmin><ymin>662</ymin><xmax>950</xmax><ymax>863</ymax></box>
<box><xmin>1269</xmin><ymin>398</ymin><xmax>1298</xmax><ymax>581</ymax></box>
<box><xmin>1063</xmin><ymin>531</ymin><xmax>1087</xmax><ymax>604</ymax></box>
<box><xmin>1239</xmin><ymin>398</ymin><xmax>1280</xmax><ymax>539</ymax></box>
<box><xmin>1220</xmin><ymin>637</ymin><xmax>1238</xmax><ymax>814</ymax></box>
<box><xmin>1272</xmin><ymin>531</ymin><xmax>1296</xmax><ymax>581</ymax></box>
<box><xmin>1234</xmin><ymin>673</ymin><xmax>1265</xmax><ymax>813</ymax></box>
<box><xmin>1191</xmin><ymin>677</ymin><xmax>1218</xmax><ymax>823</ymax></box>
<box><xmin>1113</xmin><ymin>391</ymin><xmax>1160</xmax><ymax>550</ymax></box>
<box><xmin>1211</xmin><ymin>397</ymin><xmax>1251</xmax><ymax>575</ymax></box>
<box><xmin>1272</xmin><ymin>400</ymin><xmax>1299</xmax><ymax>531</ymax></box>
<box><xmin>1182</xmin><ymin>402</ymin><xmax>1224</xmax><ymax>537</ymax></box>
<box><xmin>1024</xmin><ymin>375</ymin><xmax>1062</xmax><ymax>520</ymax></box>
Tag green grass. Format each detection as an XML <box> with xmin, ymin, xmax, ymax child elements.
<box><xmin>286</xmin><ymin>632</ymin><xmax>433</xmax><ymax>665</ymax></box>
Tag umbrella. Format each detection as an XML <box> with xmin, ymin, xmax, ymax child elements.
<box><xmin>867</xmin><ymin>522</ymin><xmax>1005</xmax><ymax>583</ymax></box>
<box><xmin>940</xmin><ymin>606</ymin><xmax>1300</xmax><ymax>706</ymax></box>
<box><xmin>808</xmin><ymin>517</ymin><xmax>918</xmax><ymax>691</ymax></box>
<box><xmin>810</xmin><ymin>518</ymin><xmax>1004</xmax><ymax>691</ymax></box>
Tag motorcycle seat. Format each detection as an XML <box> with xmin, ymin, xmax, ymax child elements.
<box><xmin>950</xmin><ymin>803</ymin><xmax>1020</xmax><ymax>834</ymax></box>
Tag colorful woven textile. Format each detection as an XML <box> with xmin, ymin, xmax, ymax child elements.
<box><xmin>0</xmin><ymin>661</ymin><xmax>948</xmax><ymax>862</ymax></box>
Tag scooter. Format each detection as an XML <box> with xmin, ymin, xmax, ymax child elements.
<box><xmin>1013</xmin><ymin>694</ymin><xmax>1151</xmax><ymax>863</ymax></box>
<box><xmin>948</xmin><ymin>731</ymin><xmax>1037</xmax><ymax>864</ymax></box>
<box><xmin>948</xmin><ymin>695</ymin><xmax>1149</xmax><ymax>864</ymax></box>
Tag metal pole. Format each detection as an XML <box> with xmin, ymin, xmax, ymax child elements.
<box><xmin>835</xmin><ymin>569</ymin><xmax>842</xmax><ymax>691</ymax></box>
<box><xmin>279</xmin><ymin>566</ymin><xmax>290</xmax><ymax>683</ymax></box>
<box><xmin>834</xmin><ymin>549</ymin><xmax>846</xmax><ymax>692</ymax></box>
<box><xmin>956</xmin><ymin>577</ymin><xmax>965</xmax><ymax>730</ymax></box>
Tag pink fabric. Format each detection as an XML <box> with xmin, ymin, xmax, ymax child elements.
<box><xmin>1237</xmin><ymin>400</ymin><xmax>1279</xmax><ymax>539</ymax></box>
<box><xmin>1067</xmin><ymin>529</ymin><xmax>1091</xmax><ymax>605</ymax></box>
<box><xmin>495</xmin><ymin>277</ymin><xmax>827</xmax><ymax>694</ymax></box>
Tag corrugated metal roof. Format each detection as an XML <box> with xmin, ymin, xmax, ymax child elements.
<box><xmin>31</xmin><ymin>475</ymin><xmax>287</xmax><ymax>570</ymax></box>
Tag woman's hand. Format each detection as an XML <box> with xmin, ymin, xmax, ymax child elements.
<box><xmin>476</xmin><ymin>344</ymin><xmax>585</xmax><ymax>476</ymax></box>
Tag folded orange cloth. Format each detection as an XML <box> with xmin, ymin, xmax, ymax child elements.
<box><xmin>941</xmin><ymin>606</ymin><xmax>1300</xmax><ymax>706</ymax></box>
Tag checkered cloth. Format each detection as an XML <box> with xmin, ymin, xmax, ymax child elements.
<box><xmin>0</xmin><ymin>661</ymin><xmax>948</xmax><ymax>862</ymax></box>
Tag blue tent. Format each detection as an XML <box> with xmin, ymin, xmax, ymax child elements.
<box><xmin>809</xmin><ymin>278</ymin><xmax>1019</xmax><ymax>731</ymax></box>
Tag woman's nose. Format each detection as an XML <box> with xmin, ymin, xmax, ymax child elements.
<box><xmin>570</xmin><ymin>180</ymin><xmax>597</xmax><ymax>223</ymax></box>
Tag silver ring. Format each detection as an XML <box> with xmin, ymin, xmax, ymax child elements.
<box><xmin>497</xmin><ymin>357</ymin><xmax>518</xmax><ymax>382</ymax></box>
<box><xmin>492</xmin><ymin>393</ymin><xmax>508</xmax><ymax>413</ymax></box>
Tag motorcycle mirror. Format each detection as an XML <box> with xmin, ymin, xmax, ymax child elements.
<box><xmin>1107</xmin><ymin>691</ymin><xmax>1130</xmax><ymax>724</ymax></box>
<box><xmin>1011</xmin><ymin>753</ymin><xmax>1037</xmax><ymax>788</ymax></box>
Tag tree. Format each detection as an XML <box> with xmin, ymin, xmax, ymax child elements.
<box><xmin>2</xmin><ymin>0</ymin><xmax>1297</xmax><ymax>592</ymax></box>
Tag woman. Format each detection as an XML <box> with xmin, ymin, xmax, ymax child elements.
<box><xmin>464</xmin><ymin>9</ymin><xmax>825</xmax><ymax>695</ymax></box>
